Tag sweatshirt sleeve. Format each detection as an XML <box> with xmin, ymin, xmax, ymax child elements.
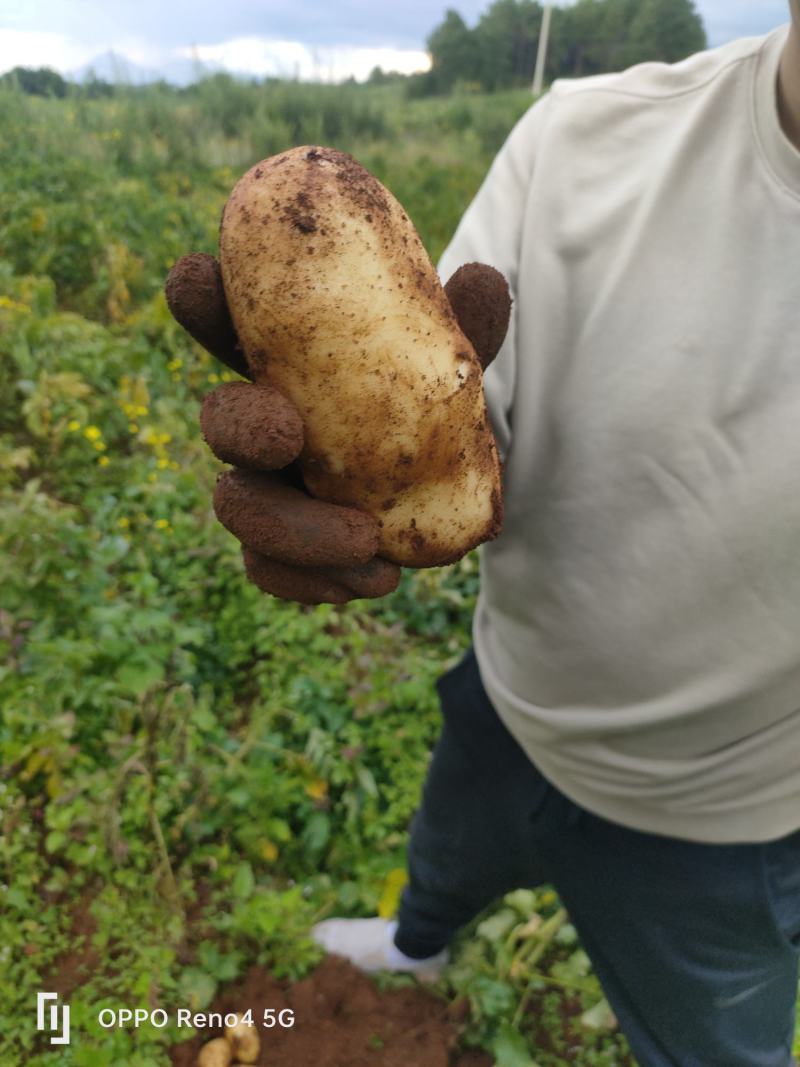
<box><xmin>437</xmin><ymin>94</ymin><xmax>551</xmax><ymax>460</ymax></box>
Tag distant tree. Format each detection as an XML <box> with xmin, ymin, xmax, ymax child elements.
<box><xmin>366</xmin><ymin>66</ymin><xmax>406</xmax><ymax>86</ymax></box>
<box><xmin>474</xmin><ymin>0</ymin><xmax>543</xmax><ymax>90</ymax></box>
<box><xmin>417</xmin><ymin>0</ymin><xmax>709</xmax><ymax>96</ymax></box>
<box><xmin>622</xmin><ymin>0</ymin><xmax>707</xmax><ymax>66</ymax></box>
<box><xmin>405</xmin><ymin>70</ymin><xmax>436</xmax><ymax>98</ymax></box>
<box><xmin>426</xmin><ymin>9</ymin><xmax>480</xmax><ymax>92</ymax></box>
<box><xmin>554</xmin><ymin>0</ymin><xmax>640</xmax><ymax>76</ymax></box>
<box><xmin>0</xmin><ymin>66</ymin><xmax>68</xmax><ymax>97</ymax></box>
<box><xmin>82</xmin><ymin>73</ymin><xmax>116</xmax><ymax>98</ymax></box>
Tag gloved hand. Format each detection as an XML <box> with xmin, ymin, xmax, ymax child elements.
<box><xmin>165</xmin><ymin>252</ymin><xmax>511</xmax><ymax>605</ymax></box>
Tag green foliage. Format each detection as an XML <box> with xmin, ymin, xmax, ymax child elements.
<box><xmin>1</xmin><ymin>62</ymin><xmax>792</xmax><ymax>1067</ymax></box>
<box><xmin>446</xmin><ymin>889</ymin><xmax>633</xmax><ymax>1064</ymax></box>
<box><xmin>421</xmin><ymin>0</ymin><xmax>708</xmax><ymax>94</ymax></box>
<box><xmin>624</xmin><ymin>0</ymin><xmax>707</xmax><ymax>66</ymax></box>
<box><xmin>426</xmin><ymin>9</ymin><xmax>483</xmax><ymax>94</ymax></box>
<box><xmin>0</xmin><ymin>78</ymin><xmax>516</xmax><ymax>1064</ymax></box>
<box><xmin>0</xmin><ymin>66</ymin><xmax>68</xmax><ymax>97</ymax></box>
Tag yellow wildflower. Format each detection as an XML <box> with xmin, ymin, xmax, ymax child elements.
<box><xmin>128</xmin><ymin>423</ymin><xmax>138</xmax><ymax>433</ymax></box>
<box><xmin>157</xmin><ymin>457</ymin><xmax>169</xmax><ymax>469</ymax></box>
<box><xmin>258</xmin><ymin>840</ymin><xmax>279</xmax><ymax>862</ymax></box>
<box><xmin>98</xmin><ymin>455</ymin><xmax>110</xmax><ymax>467</ymax></box>
<box><xmin>67</xmin><ymin>420</ymin><xmax>81</xmax><ymax>432</ymax></box>
<box><xmin>30</xmin><ymin>208</ymin><xmax>47</xmax><ymax>234</ymax></box>
<box><xmin>118</xmin><ymin>517</ymin><xmax>130</xmax><ymax>529</ymax></box>
<box><xmin>305</xmin><ymin>778</ymin><xmax>328</xmax><ymax>800</ymax></box>
<box><xmin>84</xmin><ymin>425</ymin><xmax>101</xmax><ymax>441</ymax></box>
<box><xmin>93</xmin><ymin>440</ymin><xmax>106</xmax><ymax>451</ymax></box>
<box><xmin>155</xmin><ymin>518</ymin><xmax>170</xmax><ymax>530</ymax></box>
<box><xmin>207</xmin><ymin>373</ymin><xmax>219</xmax><ymax>384</ymax></box>
<box><xmin>0</xmin><ymin>295</ymin><xmax>30</xmax><ymax>313</ymax></box>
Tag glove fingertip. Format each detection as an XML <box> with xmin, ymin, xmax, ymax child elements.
<box><xmin>242</xmin><ymin>549</ymin><xmax>353</xmax><ymax>605</ymax></box>
<box><xmin>200</xmin><ymin>382</ymin><xmax>303</xmax><ymax>470</ymax></box>
<box><xmin>444</xmin><ymin>262</ymin><xmax>512</xmax><ymax>371</ymax></box>
<box><xmin>165</xmin><ymin>253</ymin><xmax>251</xmax><ymax>380</ymax></box>
<box><xmin>321</xmin><ymin>557</ymin><xmax>401</xmax><ymax>599</ymax></box>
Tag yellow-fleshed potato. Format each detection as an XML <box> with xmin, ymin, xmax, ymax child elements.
<box><xmin>196</xmin><ymin>1036</ymin><xmax>233</xmax><ymax>1067</ymax></box>
<box><xmin>224</xmin><ymin>1014</ymin><xmax>260</xmax><ymax>1063</ymax></box>
<box><xmin>218</xmin><ymin>145</ymin><xmax>503</xmax><ymax>568</ymax></box>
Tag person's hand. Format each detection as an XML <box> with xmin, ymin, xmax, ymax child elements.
<box><xmin>165</xmin><ymin>253</ymin><xmax>511</xmax><ymax>605</ymax></box>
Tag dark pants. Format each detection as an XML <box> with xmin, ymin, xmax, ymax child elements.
<box><xmin>395</xmin><ymin>648</ymin><xmax>800</xmax><ymax>1067</ymax></box>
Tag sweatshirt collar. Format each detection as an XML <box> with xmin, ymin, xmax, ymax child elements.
<box><xmin>753</xmin><ymin>24</ymin><xmax>800</xmax><ymax>198</ymax></box>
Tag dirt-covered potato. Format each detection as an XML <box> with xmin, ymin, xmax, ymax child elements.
<box><xmin>224</xmin><ymin>1015</ymin><xmax>260</xmax><ymax>1063</ymax></box>
<box><xmin>218</xmin><ymin>145</ymin><xmax>503</xmax><ymax>567</ymax></box>
<box><xmin>196</xmin><ymin>1037</ymin><xmax>232</xmax><ymax>1067</ymax></box>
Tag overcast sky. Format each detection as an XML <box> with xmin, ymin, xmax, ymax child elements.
<box><xmin>0</xmin><ymin>1</ymin><xmax>791</xmax><ymax>82</ymax></box>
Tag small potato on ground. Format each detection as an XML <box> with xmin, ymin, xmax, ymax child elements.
<box><xmin>224</xmin><ymin>1014</ymin><xmax>260</xmax><ymax>1063</ymax></box>
<box><xmin>196</xmin><ymin>1036</ymin><xmax>232</xmax><ymax>1067</ymax></box>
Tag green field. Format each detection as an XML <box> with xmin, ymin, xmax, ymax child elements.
<box><xmin>0</xmin><ymin>78</ymin><xmax>794</xmax><ymax>1066</ymax></box>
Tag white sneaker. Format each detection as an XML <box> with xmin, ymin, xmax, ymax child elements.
<box><xmin>311</xmin><ymin>917</ymin><xmax>448</xmax><ymax>982</ymax></box>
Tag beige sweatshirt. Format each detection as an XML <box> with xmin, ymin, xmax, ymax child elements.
<box><xmin>437</xmin><ymin>25</ymin><xmax>800</xmax><ymax>843</ymax></box>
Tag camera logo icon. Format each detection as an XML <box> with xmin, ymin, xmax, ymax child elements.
<box><xmin>36</xmin><ymin>992</ymin><xmax>71</xmax><ymax>1045</ymax></box>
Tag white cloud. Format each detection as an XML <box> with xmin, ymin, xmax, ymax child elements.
<box><xmin>0</xmin><ymin>29</ymin><xmax>95</xmax><ymax>72</ymax></box>
<box><xmin>0</xmin><ymin>26</ymin><xmax>430</xmax><ymax>83</ymax></box>
<box><xmin>182</xmin><ymin>36</ymin><xmax>430</xmax><ymax>81</ymax></box>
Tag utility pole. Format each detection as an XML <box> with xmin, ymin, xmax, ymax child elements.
<box><xmin>532</xmin><ymin>3</ymin><xmax>553</xmax><ymax>96</ymax></box>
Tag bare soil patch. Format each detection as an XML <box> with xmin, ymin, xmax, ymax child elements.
<box><xmin>169</xmin><ymin>955</ymin><xmax>492</xmax><ymax>1067</ymax></box>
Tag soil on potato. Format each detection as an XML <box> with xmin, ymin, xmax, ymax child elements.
<box><xmin>169</xmin><ymin>955</ymin><xmax>492</xmax><ymax>1067</ymax></box>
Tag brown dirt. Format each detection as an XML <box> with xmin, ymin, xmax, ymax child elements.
<box><xmin>170</xmin><ymin>955</ymin><xmax>493</xmax><ymax>1067</ymax></box>
<box><xmin>43</xmin><ymin>891</ymin><xmax>101</xmax><ymax>1000</ymax></box>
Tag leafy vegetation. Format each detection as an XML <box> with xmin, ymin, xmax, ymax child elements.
<box><xmin>0</xmin><ymin>57</ymin><xmax>796</xmax><ymax>1067</ymax></box>
<box><xmin>411</xmin><ymin>0</ymin><xmax>707</xmax><ymax>94</ymax></box>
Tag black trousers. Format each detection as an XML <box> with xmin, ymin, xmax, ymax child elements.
<box><xmin>395</xmin><ymin>648</ymin><xmax>800</xmax><ymax>1067</ymax></box>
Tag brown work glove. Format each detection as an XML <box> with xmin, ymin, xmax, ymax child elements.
<box><xmin>165</xmin><ymin>253</ymin><xmax>511</xmax><ymax>605</ymax></box>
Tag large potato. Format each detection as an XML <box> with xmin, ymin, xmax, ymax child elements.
<box><xmin>219</xmin><ymin>145</ymin><xmax>502</xmax><ymax>568</ymax></box>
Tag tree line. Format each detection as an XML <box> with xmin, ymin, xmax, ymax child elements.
<box><xmin>400</xmin><ymin>0</ymin><xmax>707</xmax><ymax>95</ymax></box>
<box><xmin>2</xmin><ymin>0</ymin><xmax>707</xmax><ymax>103</ymax></box>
